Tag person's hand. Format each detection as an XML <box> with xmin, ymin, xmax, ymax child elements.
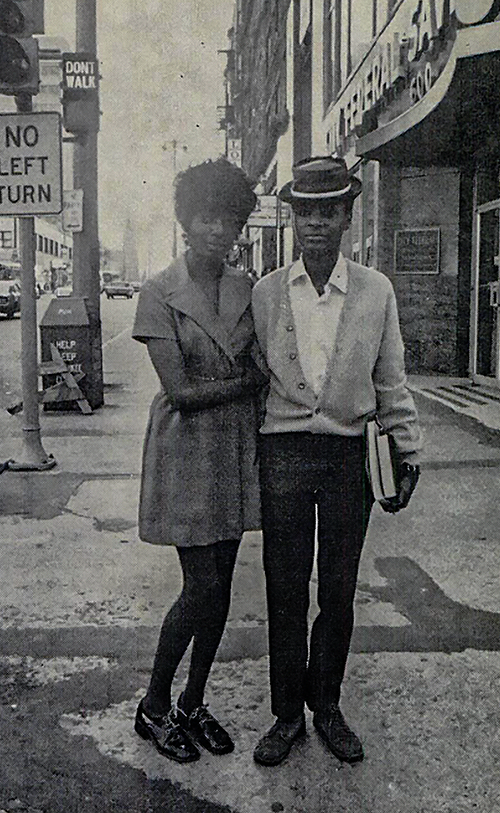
<box><xmin>379</xmin><ymin>463</ymin><xmax>420</xmax><ymax>514</ymax></box>
<box><xmin>242</xmin><ymin>366</ymin><xmax>269</xmax><ymax>394</ymax></box>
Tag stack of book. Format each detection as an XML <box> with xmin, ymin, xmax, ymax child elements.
<box><xmin>365</xmin><ymin>418</ymin><xmax>397</xmax><ymax>502</ymax></box>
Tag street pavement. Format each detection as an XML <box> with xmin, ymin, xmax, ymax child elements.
<box><xmin>1</xmin><ymin>321</ymin><xmax>500</xmax><ymax>812</ymax></box>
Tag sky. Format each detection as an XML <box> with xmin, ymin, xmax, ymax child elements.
<box><xmin>45</xmin><ymin>0</ymin><xmax>235</xmax><ymax>272</ymax></box>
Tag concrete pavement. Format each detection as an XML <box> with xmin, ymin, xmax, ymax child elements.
<box><xmin>1</xmin><ymin>329</ymin><xmax>500</xmax><ymax>812</ymax></box>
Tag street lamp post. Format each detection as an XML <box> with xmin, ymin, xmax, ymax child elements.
<box><xmin>168</xmin><ymin>140</ymin><xmax>188</xmax><ymax>259</ymax></box>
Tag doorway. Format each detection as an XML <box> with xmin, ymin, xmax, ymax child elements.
<box><xmin>471</xmin><ymin>200</ymin><xmax>500</xmax><ymax>386</ymax></box>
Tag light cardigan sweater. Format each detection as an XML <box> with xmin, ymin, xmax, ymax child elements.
<box><xmin>251</xmin><ymin>258</ymin><xmax>421</xmax><ymax>464</ymax></box>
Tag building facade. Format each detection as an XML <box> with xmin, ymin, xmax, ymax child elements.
<box><xmin>229</xmin><ymin>0</ymin><xmax>500</xmax><ymax>385</ymax></box>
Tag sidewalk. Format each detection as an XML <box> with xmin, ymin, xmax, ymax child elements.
<box><xmin>409</xmin><ymin>373</ymin><xmax>500</xmax><ymax>434</ymax></box>
<box><xmin>1</xmin><ymin>337</ymin><xmax>500</xmax><ymax>812</ymax></box>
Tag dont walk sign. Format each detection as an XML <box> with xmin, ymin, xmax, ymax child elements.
<box><xmin>62</xmin><ymin>52</ymin><xmax>100</xmax><ymax>134</ymax></box>
<box><xmin>62</xmin><ymin>53</ymin><xmax>99</xmax><ymax>97</ymax></box>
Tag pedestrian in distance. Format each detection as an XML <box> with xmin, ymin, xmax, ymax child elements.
<box><xmin>132</xmin><ymin>157</ymin><xmax>266</xmax><ymax>763</ymax></box>
<box><xmin>251</xmin><ymin>156</ymin><xmax>422</xmax><ymax>767</ymax></box>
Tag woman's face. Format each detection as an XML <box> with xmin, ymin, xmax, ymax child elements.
<box><xmin>186</xmin><ymin>211</ymin><xmax>242</xmax><ymax>263</ymax></box>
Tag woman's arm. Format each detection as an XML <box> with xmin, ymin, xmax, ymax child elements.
<box><xmin>147</xmin><ymin>338</ymin><xmax>263</xmax><ymax>412</ymax></box>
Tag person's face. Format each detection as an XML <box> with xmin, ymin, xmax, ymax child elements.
<box><xmin>292</xmin><ymin>199</ymin><xmax>352</xmax><ymax>255</ymax></box>
<box><xmin>186</xmin><ymin>210</ymin><xmax>242</xmax><ymax>263</ymax></box>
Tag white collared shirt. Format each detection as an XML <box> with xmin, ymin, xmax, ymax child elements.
<box><xmin>288</xmin><ymin>253</ymin><xmax>348</xmax><ymax>395</ymax></box>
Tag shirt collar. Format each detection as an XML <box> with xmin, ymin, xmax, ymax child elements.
<box><xmin>288</xmin><ymin>253</ymin><xmax>348</xmax><ymax>294</ymax></box>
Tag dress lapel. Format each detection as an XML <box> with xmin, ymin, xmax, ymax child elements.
<box><xmin>218</xmin><ymin>270</ymin><xmax>252</xmax><ymax>336</ymax></box>
<box><xmin>164</xmin><ymin>255</ymin><xmax>251</xmax><ymax>360</ymax></box>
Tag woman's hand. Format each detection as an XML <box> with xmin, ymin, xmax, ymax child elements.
<box><xmin>241</xmin><ymin>366</ymin><xmax>269</xmax><ymax>395</ymax></box>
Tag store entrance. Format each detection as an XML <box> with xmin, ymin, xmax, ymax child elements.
<box><xmin>472</xmin><ymin>201</ymin><xmax>500</xmax><ymax>386</ymax></box>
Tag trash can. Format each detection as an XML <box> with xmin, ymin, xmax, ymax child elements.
<box><xmin>40</xmin><ymin>296</ymin><xmax>101</xmax><ymax>410</ymax></box>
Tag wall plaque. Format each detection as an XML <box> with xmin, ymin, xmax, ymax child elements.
<box><xmin>394</xmin><ymin>228</ymin><xmax>440</xmax><ymax>275</ymax></box>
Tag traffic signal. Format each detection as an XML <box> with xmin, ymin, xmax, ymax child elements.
<box><xmin>0</xmin><ymin>1</ymin><xmax>43</xmax><ymax>95</ymax></box>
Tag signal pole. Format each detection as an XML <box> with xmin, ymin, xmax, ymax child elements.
<box><xmin>72</xmin><ymin>0</ymin><xmax>103</xmax><ymax>406</ymax></box>
<box><xmin>9</xmin><ymin>93</ymin><xmax>55</xmax><ymax>471</ymax></box>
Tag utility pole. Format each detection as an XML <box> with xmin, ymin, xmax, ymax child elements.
<box><xmin>169</xmin><ymin>139</ymin><xmax>188</xmax><ymax>259</ymax></box>
<box><xmin>171</xmin><ymin>138</ymin><xmax>178</xmax><ymax>259</ymax></box>
<box><xmin>3</xmin><ymin>0</ymin><xmax>56</xmax><ymax>472</ymax></box>
<box><xmin>9</xmin><ymin>93</ymin><xmax>56</xmax><ymax>471</ymax></box>
<box><xmin>72</xmin><ymin>0</ymin><xmax>103</xmax><ymax>406</ymax></box>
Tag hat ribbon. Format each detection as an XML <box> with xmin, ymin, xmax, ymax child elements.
<box><xmin>290</xmin><ymin>183</ymin><xmax>352</xmax><ymax>199</ymax></box>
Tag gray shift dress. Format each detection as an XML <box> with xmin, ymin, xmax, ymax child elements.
<box><xmin>132</xmin><ymin>255</ymin><xmax>262</xmax><ymax>547</ymax></box>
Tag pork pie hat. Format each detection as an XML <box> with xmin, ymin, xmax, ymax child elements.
<box><xmin>278</xmin><ymin>156</ymin><xmax>362</xmax><ymax>204</ymax></box>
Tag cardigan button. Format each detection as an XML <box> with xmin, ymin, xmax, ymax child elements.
<box><xmin>298</xmin><ymin>382</ymin><xmax>305</xmax><ymax>390</ymax></box>
<box><xmin>289</xmin><ymin>352</ymin><xmax>297</xmax><ymax>360</ymax></box>
<box><xmin>286</xmin><ymin>324</ymin><xmax>294</xmax><ymax>332</ymax></box>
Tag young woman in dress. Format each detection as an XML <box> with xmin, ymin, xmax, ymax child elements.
<box><xmin>132</xmin><ymin>158</ymin><xmax>265</xmax><ymax>763</ymax></box>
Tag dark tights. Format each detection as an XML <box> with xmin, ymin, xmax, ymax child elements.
<box><xmin>145</xmin><ymin>539</ymin><xmax>239</xmax><ymax>717</ymax></box>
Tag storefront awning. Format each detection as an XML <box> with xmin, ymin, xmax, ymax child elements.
<box><xmin>357</xmin><ymin>22</ymin><xmax>500</xmax><ymax>167</ymax></box>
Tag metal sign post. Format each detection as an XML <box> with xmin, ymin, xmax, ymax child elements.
<box><xmin>8</xmin><ymin>100</ymin><xmax>61</xmax><ymax>470</ymax></box>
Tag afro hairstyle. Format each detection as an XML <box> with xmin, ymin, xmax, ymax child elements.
<box><xmin>174</xmin><ymin>157</ymin><xmax>257</xmax><ymax>233</ymax></box>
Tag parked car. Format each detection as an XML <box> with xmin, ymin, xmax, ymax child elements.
<box><xmin>0</xmin><ymin>280</ymin><xmax>21</xmax><ymax>318</ymax></box>
<box><xmin>104</xmin><ymin>280</ymin><xmax>134</xmax><ymax>299</ymax></box>
<box><xmin>129</xmin><ymin>280</ymin><xmax>142</xmax><ymax>292</ymax></box>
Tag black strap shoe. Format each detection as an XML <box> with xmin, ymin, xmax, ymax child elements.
<box><xmin>313</xmin><ymin>704</ymin><xmax>364</xmax><ymax>763</ymax></box>
<box><xmin>177</xmin><ymin>703</ymin><xmax>234</xmax><ymax>755</ymax></box>
<box><xmin>253</xmin><ymin>716</ymin><xmax>306</xmax><ymax>766</ymax></box>
<box><xmin>134</xmin><ymin>699</ymin><xmax>200</xmax><ymax>763</ymax></box>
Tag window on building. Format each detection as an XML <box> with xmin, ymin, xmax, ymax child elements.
<box><xmin>376</xmin><ymin>0</ymin><xmax>390</xmax><ymax>34</ymax></box>
<box><xmin>324</xmin><ymin>0</ymin><xmax>341</xmax><ymax>107</ymax></box>
<box><xmin>55</xmin><ymin>242</ymin><xmax>59</xmax><ymax>257</ymax></box>
<box><xmin>387</xmin><ymin>0</ymin><xmax>398</xmax><ymax>16</ymax></box>
<box><xmin>324</xmin><ymin>0</ymin><xmax>392</xmax><ymax>109</ymax></box>
<box><xmin>43</xmin><ymin>237</ymin><xmax>48</xmax><ymax>253</ymax></box>
<box><xmin>0</xmin><ymin>230</ymin><xmax>13</xmax><ymax>248</ymax></box>
<box><xmin>69</xmin><ymin>247</ymin><xmax>72</xmax><ymax>260</ymax></box>
<box><xmin>351</xmin><ymin>0</ymin><xmax>374</xmax><ymax>69</ymax></box>
<box><xmin>340</xmin><ymin>0</ymin><xmax>352</xmax><ymax>86</ymax></box>
<box><xmin>49</xmin><ymin>239</ymin><xmax>54</xmax><ymax>255</ymax></box>
<box><xmin>299</xmin><ymin>0</ymin><xmax>311</xmax><ymax>43</ymax></box>
<box><xmin>38</xmin><ymin>234</ymin><xmax>43</xmax><ymax>252</ymax></box>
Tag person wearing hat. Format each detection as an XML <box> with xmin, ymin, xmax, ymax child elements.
<box><xmin>251</xmin><ymin>156</ymin><xmax>421</xmax><ymax>766</ymax></box>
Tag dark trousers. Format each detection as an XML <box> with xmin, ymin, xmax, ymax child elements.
<box><xmin>259</xmin><ymin>433</ymin><xmax>373</xmax><ymax>721</ymax></box>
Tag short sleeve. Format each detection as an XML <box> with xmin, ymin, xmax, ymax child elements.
<box><xmin>132</xmin><ymin>280</ymin><xmax>178</xmax><ymax>344</ymax></box>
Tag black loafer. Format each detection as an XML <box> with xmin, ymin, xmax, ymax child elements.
<box><xmin>313</xmin><ymin>704</ymin><xmax>364</xmax><ymax>763</ymax></box>
<box><xmin>134</xmin><ymin>699</ymin><xmax>200</xmax><ymax>763</ymax></box>
<box><xmin>253</xmin><ymin>716</ymin><xmax>306</xmax><ymax>766</ymax></box>
<box><xmin>177</xmin><ymin>703</ymin><xmax>234</xmax><ymax>755</ymax></box>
